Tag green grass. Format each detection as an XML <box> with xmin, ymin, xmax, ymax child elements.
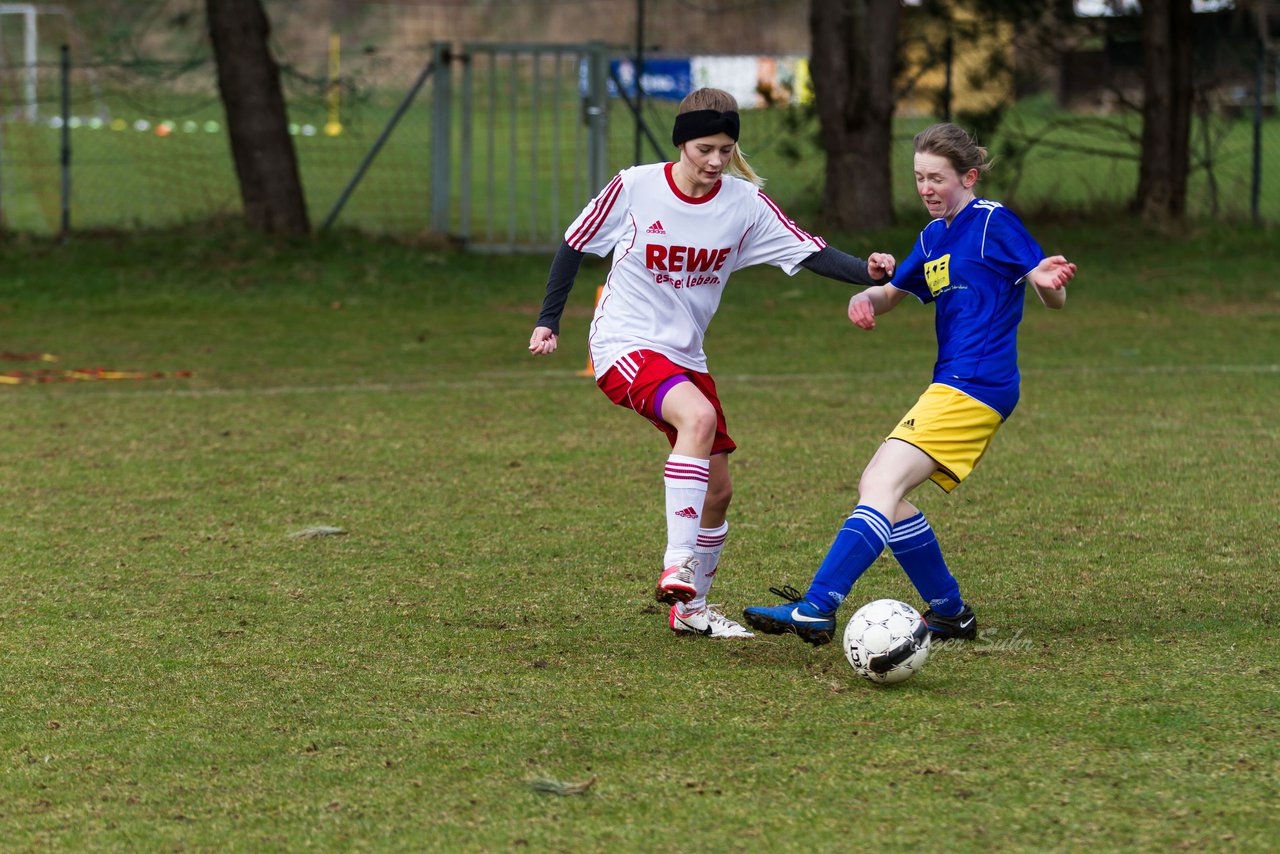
<box><xmin>0</xmin><ymin>220</ymin><xmax>1277</xmax><ymax>851</ymax></box>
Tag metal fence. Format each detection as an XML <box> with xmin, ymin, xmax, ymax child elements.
<box><xmin>0</xmin><ymin>51</ymin><xmax>433</xmax><ymax>234</ymax></box>
<box><xmin>0</xmin><ymin>39</ymin><xmax>659</xmax><ymax>241</ymax></box>
<box><xmin>0</xmin><ymin>44</ymin><xmax>1276</xmax><ymax>242</ymax></box>
<box><xmin>438</xmin><ymin>41</ymin><xmax>614</xmax><ymax>252</ymax></box>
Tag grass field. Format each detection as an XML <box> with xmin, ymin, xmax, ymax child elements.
<box><xmin>1</xmin><ymin>218</ymin><xmax>1277</xmax><ymax>851</ymax></box>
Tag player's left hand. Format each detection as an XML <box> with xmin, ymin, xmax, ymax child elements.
<box><xmin>868</xmin><ymin>252</ymin><xmax>896</xmax><ymax>282</ymax></box>
<box><xmin>1032</xmin><ymin>256</ymin><xmax>1076</xmax><ymax>289</ymax></box>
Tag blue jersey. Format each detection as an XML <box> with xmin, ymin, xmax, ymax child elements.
<box><xmin>890</xmin><ymin>199</ymin><xmax>1044</xmax><ymax>419</ymax></box>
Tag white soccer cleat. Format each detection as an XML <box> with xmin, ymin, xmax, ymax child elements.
<box><xmin>655</xmin><ymin>556</ymin><xmax>699</xmax><ymax>604</ymax></box>
<box><xmin>670</xmin><ymin>604</ymin><xmax>755</xmax><ymax>639</ymax></box>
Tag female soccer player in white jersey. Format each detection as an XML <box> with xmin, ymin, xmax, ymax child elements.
<box><xmin>529</xmin><ymin>88</ymin><xmax>895</xmax><ymax>639</ymax></box>
<box><xmin>744</xmin><ymin>122</ymin><xmax>1077</xmax><ymax>645</ymax></box>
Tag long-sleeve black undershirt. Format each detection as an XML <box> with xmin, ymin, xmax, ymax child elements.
<box><xmin>535</xmin><ymin>242</ymin><xmax>586</xmax><ymax>335</ymax></box>
<box><xmin>797</xmin><ymin>245</ymin><xmax>875</xmax><ymax>285</ymax></box>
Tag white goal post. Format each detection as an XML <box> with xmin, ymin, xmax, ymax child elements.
<box><xmin>0</xmin><ymin>4</ymin><xmax>87</xmax><ymax>122</ymax></box>
<box><xmin>0</xmin><ymin>3</ymin><xmax>39</xmax><ymax>121</ymax></box>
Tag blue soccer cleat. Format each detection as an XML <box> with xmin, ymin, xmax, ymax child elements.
<box><xmin>742</xmin><ymin>585</ymin><xmax>837</xmax><ymax>646</ymax></box>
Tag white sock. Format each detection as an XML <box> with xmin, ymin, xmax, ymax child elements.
<box><xmin>662</xmin><ymin>454</ymin><xmax>709</xmax><ymax>568</ymax></box>
<box><xmin>686</xmin><ymin>521</ymin><xmax>728</xmax><ymax>612</ymax></box>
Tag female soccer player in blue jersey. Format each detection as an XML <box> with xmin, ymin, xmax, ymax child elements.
<box><xmin>744</xmin><ymin>122</ymin><xmax>1077</xmax><ymax>646</ymax></box>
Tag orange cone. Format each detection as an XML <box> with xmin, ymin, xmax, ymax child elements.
<box><xmin>576</xmin><ymin>285</ymin><xmax>604</xmax><ymax>377</ymax></box>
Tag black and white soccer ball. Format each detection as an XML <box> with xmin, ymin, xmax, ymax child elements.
<box><xmin>842</xmin><ymin>599</ymin><xmax>931</xmax><ymax>684</ymax></box>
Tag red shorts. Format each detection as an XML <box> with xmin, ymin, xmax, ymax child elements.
<box><xmin>597</xmin><ymin>350</ymin><xmax>736</xmax><ymax>454</ymax></box>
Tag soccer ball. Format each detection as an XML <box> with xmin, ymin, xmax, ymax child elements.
<box><xmin>842</xmin><ymin>599</ymin><xmax>931</xmax><ymax>684</ymax></box>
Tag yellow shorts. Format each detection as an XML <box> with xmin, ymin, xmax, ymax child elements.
<box><xmin>886</xmin><ymin>383</ymin><xmax>1004</xmax><ymax>493</ymax></box>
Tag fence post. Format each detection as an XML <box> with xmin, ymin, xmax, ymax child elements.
<box><xmin>584</xmin><ymin>42</ymin><xmax>609</xmax><ymax>198</ymax></box>
<box><xmin>1251</xmin><ymin>25</ymin><xmax>1264</xmax><ymax>226</ymax></box>
<box><xmin>0</xmin><ymin>108</ymin><xmax>5</xmax><ymax>231</ymax></box>
<box><xmin>634</xmin><ymin>0</ymin><xmax>645</xmax><ymax>165</ymax></box>
<box><xmin>430</xmin><ymin>41</ymin><xmax>453</xmax><ymax>234</ymax></box>
<box><xmin>22</xmin><ymin>8</ymin><xmax>37</xmax><ymax>122</ymax></box>
<box><xmin>320</xmin><ymin>53</ymin><xmax>439</xmax><ymax>232</ymax></box>
<box><xmin>59</xmin><ymin>43</ymin><xmax>71</xmax><ymax>240</ymax></box>
<box><xmin>459</xmin><ymin>46</ymin><xmax>472</xmax><ymax>242</ymax></box>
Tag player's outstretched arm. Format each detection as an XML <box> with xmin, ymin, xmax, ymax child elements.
<box><xmin>1029</xmin><ymin>255</ymin><xmax>1076</xmax><ymax>310</ymax></box>
<box><xmin>799</xmin><ymin>247</ymin><xmax>896</xmax><ymax>285</ymax></box>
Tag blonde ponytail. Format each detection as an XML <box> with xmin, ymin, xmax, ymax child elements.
<box><xmin>728</xmin><ymin>146</ymin><xmax>763</xmax><ymax>188</ymax></box>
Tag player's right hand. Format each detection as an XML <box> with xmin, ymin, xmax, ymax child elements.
<box><xmin>529</xmin><ymin>326</ymin><xmax>558</xmax><ymax>355</ymax></box>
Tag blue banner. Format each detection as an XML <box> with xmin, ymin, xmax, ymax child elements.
<box><xmin>580</xmin><ymin>57</ymin><xmax>694</xmax><ymax>102</ymax></box>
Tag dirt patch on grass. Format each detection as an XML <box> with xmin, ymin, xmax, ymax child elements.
<box><xmin>1180</xmin><ymin>294</ymin><xmax>1280</xmax><ymax>317</ymax></box>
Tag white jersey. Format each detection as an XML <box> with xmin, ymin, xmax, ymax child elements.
<box><xmin>566</xmin><ymin>162</ymin><xmax>826</xmax><ymax>378</ymax></box>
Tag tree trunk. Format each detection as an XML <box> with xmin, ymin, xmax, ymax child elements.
<box><xmin>1135</xmin><ymin>0</ymin><xmax>1194</xmax><ymax>224</ymax></box>
<box><xmin>810</xmin><ymin>0</ymin><xmax>900</xmax><ymax>231</ymax></box>
<box><xmin>206</xmin><ymin>0</ymin><xmax>310</xmax><ymax>235</ymax></box>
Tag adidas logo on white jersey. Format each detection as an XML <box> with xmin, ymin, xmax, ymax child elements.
<box><xmin>646</xmin><ymin>220</ymin><xmax>666</xmax><ymax>235</ymax></box>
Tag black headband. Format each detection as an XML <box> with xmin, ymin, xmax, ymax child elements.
<box><xmin>672</xmin><ymin>109</ymin><xmax>740</xmax><ymax>146</ymax></box>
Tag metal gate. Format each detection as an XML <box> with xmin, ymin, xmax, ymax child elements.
<box><xmin>430</xmin><ymin>41</ymin><xmax>615</xmax><ymax>253</ymax></box>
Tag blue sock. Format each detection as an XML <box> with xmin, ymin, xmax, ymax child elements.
<box><xmin>805</xmin><ymin>505</ymin><xmax>891</xmax><ymax>613</ymax></box>
<box><xmin>888</xmin><ymin>512</ymin><xmax>964</xmax><ymax>617</ymax></box>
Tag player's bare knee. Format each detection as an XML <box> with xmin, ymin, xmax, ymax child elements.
<box><xmin>858</xmin><ymin>469</ymin><xmax>901</xmax><ymax>509</ymax></box>
<box><xmin>706</xmin><ymin>478</ymin><xmax>733</xmax><ymax>516</ymax></box>
<box><xmin>895</xmin><ymin>500</ymin><xmax>919</xmax><ymax>523</ymax></box>
<box><xmin>683</xmin><ymin>405</ymin><xmax>718</xmax><ymax>447</ymax></box>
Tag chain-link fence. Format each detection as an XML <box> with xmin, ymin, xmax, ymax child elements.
<box><xmin>0</xmin><ymin>52</ymin><xmax>442</xmax><ymax>233</ymax></box>
<box><xmin>0</xmin><ymin>46</ymin><xmax>671</xmax><ymax>237</ymax></box>
<box><xmin>0</xmin><ymin>0</ymin><xmax>1275</xmax><ymax>238</ymax></box>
